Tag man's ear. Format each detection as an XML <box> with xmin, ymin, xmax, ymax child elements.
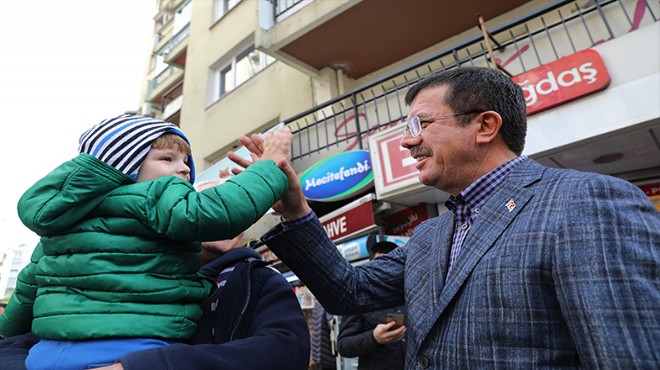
<box><xmin>475</xmin><ymin>111</ymin><xmax>502</xmax><ymax>145</ymax></box>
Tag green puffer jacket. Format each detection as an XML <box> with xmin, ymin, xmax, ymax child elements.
<box><xmin>0</xmin><ymin>153</ymin><xmax>288</xmax><ymax>341</ymax></box>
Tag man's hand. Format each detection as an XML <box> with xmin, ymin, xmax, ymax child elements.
<box><xmin>372</xmin><ymin>321</ymin><xmax>406</xmax><ymax>345</ymax></box>
<box><xmin>228</xmin><ymin>129</ymin><xmax>312</xmax><ymax>221</ymax></box>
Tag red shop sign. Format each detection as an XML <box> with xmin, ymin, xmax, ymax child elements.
<box><xmin>383</xmin><ymin>203</ymin><xmax>430</xmax><ymax>237</ymax></box>
<box><xmin>373</xmin><ymin>130</ymin><xmax>419</xmax><ymax>189</ymax></box>
<box><xmin>512</xmin><ymin>49</ymin><xmax>610</xmax><ymax>115</ymax></box>
<box><xmin>321</xmin><ymin>200</ymin><xmax>375</xmax><ymax>241</ymax></box>
<box><xmin>638</xmin><ymin>183</ymin><xmax>660</xmax><ymax>197</ymax></box>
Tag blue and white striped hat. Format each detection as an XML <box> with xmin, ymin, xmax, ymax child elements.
<box><xmin>78</xmin><ymin>114</ymin><xmax>195</xmax><ymax>183</ymax></box>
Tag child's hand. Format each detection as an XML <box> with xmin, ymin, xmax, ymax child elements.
<box><xmin>242</xmin><ymin>127</ymin><xmax>293</xmax><ymax>168</ymax></box>
<box><xmin>228</xmin><ymin>128</ymin><xmax>312</xmax><ymax>221</ymax></box>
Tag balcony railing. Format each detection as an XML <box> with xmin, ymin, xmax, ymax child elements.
<box><xmin>148</xmin><ymin>66</ymin><xmax>177</xmax><ymax>99</ymax></box>
<box><xmin>162</xmin><ymin>23</ymin><xmax>190</xmax><ymax>57</ymax></box>
<box><xmin>283</xmin><ymin>0</ymin><xmax>658</xmax><ymax>164</ymax></box>
<box><xmin>271</xmin><ymin>0</ymin><xmax>307</xmax><ymax>19</ymax></box>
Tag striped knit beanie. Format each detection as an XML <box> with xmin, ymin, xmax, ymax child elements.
<box><xmin>78</xmin><ymin>114</ymin><xmax>195</xmax><ymax>183</ymax></box>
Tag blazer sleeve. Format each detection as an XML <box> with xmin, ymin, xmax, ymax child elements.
<box><xmin>262</xmin><ymin>215</ymin><xmax>406</xmax><ymax>315</ymax></box>
<box><xmin>118</xmin><ymin>270</ymin><xmax>310</xmax><ymax>370</ymax></box>
<box><xmin>337</xmin><ymin>314</ymin><xmax>379</xmax><ymax>358</ymax></box>
<box><xmin>552</xmin><ymin>175</ymin><xmax>660</xmax><ymax>368</ymax></box>
<box><xmin>0</xmin><ymin>243</ymin><xmax>43</xmax><ymax>338</ymax></box>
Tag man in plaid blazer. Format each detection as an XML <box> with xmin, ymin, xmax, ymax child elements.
<box><xmin>236</xmin><ymin>67</ymin><xmax>660</xmax><ymax>368</ymax></box>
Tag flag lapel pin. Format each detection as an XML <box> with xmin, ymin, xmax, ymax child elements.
<box><xmin>505</xmin><ymin>198</ymin><xmax>516</xmax><ymax>212</ymax></box>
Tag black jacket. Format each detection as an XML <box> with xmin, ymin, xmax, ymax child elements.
<box><xmin>120</xmin><ymin>247</ymin><xmax>310</xmax><ymax>369</ymax></box>
<box><xmin>337</xmin><ymin>307</ymin><xmax>406</xmax><ymax>370</ymax></box>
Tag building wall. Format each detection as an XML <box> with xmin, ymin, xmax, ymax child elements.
<box><xmin>140</xmin><ymin>0</ymin><xmax>658</xmax><ymax>193</ymax></box>
<box><xmin>180</xmin><ymin>0</ymin><xmax>314</xmax><ymax>170</ymax></box>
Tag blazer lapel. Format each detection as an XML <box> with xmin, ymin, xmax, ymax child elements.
<box><xmin>415</xmin><ymin>159</ymin><xmax>544</xmax><ymax>343</ymax></box>
<box><xmin>406</xmin><ymin>213</ymin><xmax>454</xmax><ymax>342</ymax></box>
<box><xmin>431</xmin><ymin>214</ymin><xmax>454</xmax><ymax>306</ymax></box>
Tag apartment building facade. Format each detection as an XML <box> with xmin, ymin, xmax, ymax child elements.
<box><xmin>141</xmin><ymin>0</ymin><xmax>659</xmax><ymax>212</ymax></box>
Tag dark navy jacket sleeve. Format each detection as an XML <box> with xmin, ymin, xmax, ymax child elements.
<box><xmin>0</xmin><ymin>332</ymin><xmax>39</xmax><ymax>370</ymax></box>
<box><xmin>119</xmin><ymin>270</ymin><xmax>310</xmax><ymax>370</ymax></box>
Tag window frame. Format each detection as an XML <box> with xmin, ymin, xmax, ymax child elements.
<box><xmin>210</xmin><ymin>43</ymin><xmax>274</xmax><ymax>102</ymax></box>
<box><xmin>213</xmin><ymin>0</ymin><xmax>241</xmax><ymax>22</ymax></box>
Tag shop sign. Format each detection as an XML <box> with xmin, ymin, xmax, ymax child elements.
<box><xmin>321</xmin><ymin>200</ymin><xmax>375</xmax><ymax>242</ymax></box>
<box><xmin>638</xmin><ymin>182</ymin><xmax>660</xmax><ymax>212</ymax></box>
<box><xmin>512</xmin><ymin>49</ymin><xmax>610</xmax><ymax>115</ymax></box>
<box><xmin>336</xmin><ymin>235</ymin><xmax>370</xmax><ymax>262</ymax></box>
<box><xmin>383</xmin><ymin>203</ymin><xmax>431</xmax><ymax>236</ymax></box>
<box><xmin>373</xmin><ymin>130</ymin><xmax>419</xmax><ymax>188</ymax></box>
<box><xmin>300</xmin><ymin>150</ymin><xmax>373</xmax><ymax>202</ymax></box>
<box><xmin>336</xmin><ymin>234</ymin><xmax>411</xmax><ymax>262</ymax></box>
<box><xmin>638</xmin><ymin>183</ymin><xmax>660</xmax><ymax>197</ymax></box>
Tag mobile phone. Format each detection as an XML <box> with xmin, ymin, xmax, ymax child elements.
<box><xmin>386</xmin><ymin>313</ymin><xmax>405</xmax><ymax>329</ymax></box>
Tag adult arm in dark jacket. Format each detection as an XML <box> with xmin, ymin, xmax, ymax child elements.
<box><xmin>0</xmin><ymin>332</ymin><xmax>39</xmax><ymax>370</ymax></box>
<box><xmin>0</xmin><ymin>269</ymin><xmax>309</xmax><ymax>370</ymax></box>
<box><xmin>337</xmin><ymin>314</ymin><xmax>380</xmax><ymax>358</ymax></box>
<box><xmin>118</xmin><ymin>267</ymin><xmax>310</xmax><ymax>370</ymax></box>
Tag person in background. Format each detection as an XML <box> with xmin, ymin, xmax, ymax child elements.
<box><xmin>0</xmin><ymin>303</ymin><xmax>6</xmax><ymax>317</ymax></box>
<box><xmin>234</xmin><ymin>67</ymin><xmax>660</xmax><ymax>368</ymax></box>
<box><xmin>309</xmin><ymin>298</ymin><xmax>337</xmax><ymax>370</ymax></box>
<box><xmin>0</xmin><ymin>114</ymin><xmax>292</xmax><ymax>369</ymax></box>
<box><xmin>336</xmin><ymin>241</ymin><xmax>406</xmax><ymax>370</ymax></box>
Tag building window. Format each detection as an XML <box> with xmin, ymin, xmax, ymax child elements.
<box><xmin>172</xmin><ymin>0</ymin><xmax>192</xmax><ymax>36</ymax></box>
<box><xmin>213</xmin><ymin>45</ymin><xmax>274</xmax><ymax>99</ymax></box>
<box><xmin>213</xmin><ymin>0</ymin><xmax>240</xmax><ymax>21</ymax></box>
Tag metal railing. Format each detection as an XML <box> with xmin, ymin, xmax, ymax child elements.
<box><xmin>149</xmin><ymin>66</ymin><xmax>177</xmax><ymax>96</ymax></box>
<box><xmin>282</xmin><ymin>0</ymin><xmax>658</xmax><ymax>164</ymax></box>
<box><xmin>162</xmin><ymin>23</ymin><xmax>190</xmax><ymax>57</ymax></box>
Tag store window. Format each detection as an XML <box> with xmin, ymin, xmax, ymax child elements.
<box><xmin>213</xmin><ymin>0</ymin><xmax>240</xmax><ymax>22</ymax></box>
<box><xmin>211</xmin><ymin>45</ymin><xmax>274</xmax><ymax>100</ymax></box>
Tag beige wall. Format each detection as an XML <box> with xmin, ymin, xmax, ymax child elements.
<box><xmin>180</xmin><ymin>0</ymin><xmax>313</xmax><ymax>171</ymax></box>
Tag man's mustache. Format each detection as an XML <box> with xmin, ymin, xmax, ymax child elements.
<box><xmin>409</xmin><ymin>146</ymin><xmax>432</xmax><ymax>158</ymax></box>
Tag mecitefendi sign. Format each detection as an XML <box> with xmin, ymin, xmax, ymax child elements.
<box><xmin>300</xmin><ymin>150</ymin><xmax>373</xmax><ymax>202</ymax></box>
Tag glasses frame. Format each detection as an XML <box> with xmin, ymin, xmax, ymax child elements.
<box><xmin>403</xmin><ymin>110</ymin><xmax>483</xmax><ymax>137</ymax></box>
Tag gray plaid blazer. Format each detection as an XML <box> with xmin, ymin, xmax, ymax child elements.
<box><xmin>264</xmin><ymin>159</ymin><xmax>660</xmax><ymax>369</ymax></box>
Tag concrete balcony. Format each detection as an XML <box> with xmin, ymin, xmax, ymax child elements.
<box><xmin>147</xmin><ymin>66</ymin><xmax>184</xmax><ymax>104</ymax></box>
<box><xmin>163</xmin><ymin>23</ymin><xmax>189</xmax><ymax>67</ymax></box>
<box><xmin>162</xmin><ymin>82</ymin><xmax>184</xmax><ymax>122</ymax></box>
<box><xmin>257</xmin><ymin>0</ymin><xmax>530</xmax><ymax>79</ymax></box>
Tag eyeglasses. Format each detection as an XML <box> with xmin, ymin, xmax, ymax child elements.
<box><xmin>403</xmin><ymin>110</ymin><xmax>483</xmax><ymax>137</ymax></box>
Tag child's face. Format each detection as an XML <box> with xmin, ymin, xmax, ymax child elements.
<box><xmin>136</xmin><ymin>146</ymin><xmax>191</xmax><ymax>183</ymax></box>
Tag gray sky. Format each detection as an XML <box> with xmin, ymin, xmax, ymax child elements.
<box><xmin>0</xmin><ymin>1</ymin><xmax>155</xmax><ymax>249</ymax></box>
